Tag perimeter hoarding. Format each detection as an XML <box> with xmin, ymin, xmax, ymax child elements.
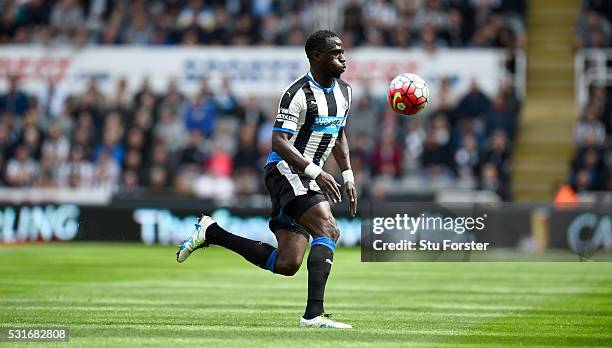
<box><xmin>0</xmin><ymin>201</ymin><xmax>610</xmax><ymax>261</ymax></box>
<box><xmin>0</xmin><ymin>46</ymin><xmax>505</xmax><ymax>99</ymax></box>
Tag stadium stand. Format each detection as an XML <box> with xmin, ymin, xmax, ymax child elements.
<box><xmin>0</xmin><ymin>0</ymin><xmax>528</xmax><ymax>202</ymax></box>
<box><xmin>563</xmin><ymin>0</ymin><xmax>612</xmax><ymax>200</ymax></box>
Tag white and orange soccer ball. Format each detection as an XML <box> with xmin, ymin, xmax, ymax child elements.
<box><xmin>387</xmin><ymin>73</ymin><xmax>429</xmax><ymax>116</ymax></box>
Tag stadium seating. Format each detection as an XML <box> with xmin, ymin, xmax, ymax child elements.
<box><xmin>0</xmin><ymin>0</ymin><xmax>539</xmax><ymax>202</ymax></box>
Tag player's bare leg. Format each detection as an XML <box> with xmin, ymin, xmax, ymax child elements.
<box><xmin>271</xmin><ymin>229</ymin><xmax>308</xmax><ymax>276</ymax></box>
<box><xmin>297</xmin><ymin>201</ymin><xmax>352</xmax><ymax>329</ymax></box>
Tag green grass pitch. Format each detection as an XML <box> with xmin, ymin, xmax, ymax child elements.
<box><xmin>0</xmin><ymin>243</ymin><xmax>611</xmax><ymax>347</ymax></box>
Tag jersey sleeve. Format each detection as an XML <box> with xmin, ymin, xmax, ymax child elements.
<box><xmin>273</xmin><ymin>89</ymin><xmax>305</xmax><ymax>135</ymax></box>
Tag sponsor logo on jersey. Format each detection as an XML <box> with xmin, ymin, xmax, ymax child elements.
<box><xmin>313</xmin><ymin>116</ymin><xmax>344</xmax><ymax>126</ymax></box>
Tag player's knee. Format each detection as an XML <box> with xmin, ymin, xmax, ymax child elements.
<box><xmin>275</xmin><ymin>257</ymin><xmax>302</xmax><ymax>276</ymax></box>
<box><xmin>317</xmin><ymin>215</ymin><xmax>340</xmax><ymax>242</ymax></box>
<box><xmin>328</xmin><ymin>224</ymin><xmax>340</xmax><ymax>242</ymax></box>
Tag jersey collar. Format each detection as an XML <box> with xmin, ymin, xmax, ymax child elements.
<box><xmin>307</xmin><ymin>71</ymin><xmax>336</xmax><ymax>94</ymax></box>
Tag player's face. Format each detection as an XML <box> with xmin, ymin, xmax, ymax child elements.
<box><xmin>320</xmin><ymin>37</ymin><xmax>346</xmax><ymax>78</ymax></box>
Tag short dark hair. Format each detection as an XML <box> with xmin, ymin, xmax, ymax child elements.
<box><xmin>305</xmin><ymin>30</ymin><xmax>339</xmax><ymax>60</ymax></box>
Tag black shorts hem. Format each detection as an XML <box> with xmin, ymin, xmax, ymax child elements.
<box><xmin>268</xmin><ymin>220</ymin><xmax>310</xmax><ymax>240</ymax></box>
<box><xmin>285</xmin><ymin>191</ymin><xmax>327</xmax><ymax>222</ymax></box>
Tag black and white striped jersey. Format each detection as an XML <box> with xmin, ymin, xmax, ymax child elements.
<box><xmin>266</xmin><ymin>71</ymin><xmax>352</xmax><ymax>170</ymax></box>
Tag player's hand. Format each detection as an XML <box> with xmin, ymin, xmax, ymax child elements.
<box><xmin>345</xmin><ymin>181</ymin><xmax>357</xmax><ymax>217</ymax></box>
<box><xmin>315</xmin><ymin>172</ymin><xmax>342</xmax><ymax>203</ymax></box>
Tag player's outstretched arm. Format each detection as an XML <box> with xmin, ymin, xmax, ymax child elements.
<box><xmin>331</xmin><ymin>129</ymin><xmax>357</xmax><ymax>217</ymax></box>
<box><xmin>271</xmin><ymin>131</ymin><xmax>341</xmax><ymax>203</ymax></box>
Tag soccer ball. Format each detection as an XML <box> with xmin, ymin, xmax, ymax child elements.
<box><xmin>387</xmin><ymin>73</ymin><xmax>429</xmax><ymax>115</ymax></box>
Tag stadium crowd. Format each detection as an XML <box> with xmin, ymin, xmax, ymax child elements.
<box><xmin>0</xmin><ymin>0</ymin><xmax>525</xmax><ymax>49</ymax></box>
<box><xmin>0</xmin><ymin>73</ymin><xmax>519</xmax><ymax>201</ymax></box>
<box><xmin>567</xmin><ymin>0</ymin><xmax>612</xmax><ymax>196</ymax></box>
<box><xmin>0</xmin><ymin>0</ymin><xmax>527</xmax><ymax>201</ymax></box>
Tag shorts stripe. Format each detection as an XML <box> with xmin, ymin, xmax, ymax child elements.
<box><xmin>276</xmin><ymin>161</ymin><xmax>308</xmax><ymax>196</ymax></box>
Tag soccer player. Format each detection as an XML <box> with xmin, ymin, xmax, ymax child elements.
<box><xmin>176</xmin><ymin>30</ymin><xmax>356</xmax><ymax>329</ymax></box>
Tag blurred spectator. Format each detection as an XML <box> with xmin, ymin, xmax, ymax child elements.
<box><xmin>180</xmin><ymin>129</ymin><xmax>208</xmax><ymax>171</ymax></box>
<box><xmin>94</xmin><ymin>150</ymin><xmax>121</xmax><ymax>190</ymax></box>
<box><xmin>404</xmin><ymin>118</ymin><xmax>426</xmax><ymax>173</ymax></box>
<box><xmin>421</xmin><ymin>114</ymin><xmax>453</xmax><ymax>179</ymax></box>
<box><xmin>0</xmin><ymin>123</ymin><xmax>11</xmax><ymax>162</ymax></box>
<box><xmin>20</xmin><ymin>124</ymin><xmax>42</xmax><ymax>160</ymax></box>
<box><xmin>234</xmin><ymin>123</ymin><xmax>261</xmax><ymax>171</ymax></box>
<box><xmin>346</xmin><ymin>92</ymin><xmax>378</xmax><ymax>139</ymax></box>
<box><xmin>431</xmin><ymin>77</ymin><xmax>461</xmax><ymax>114</ymax></box>
<box><xmin>576</xmin><ymin>10</ymin><xmax>611</xmax><ymax>48</ymax></box>
<box><xmin>233</xmin><ymin>13</ymin><xmax>258</xmax><ymax>45</ymax></box>
<box><xmin>238</xmin><ymin>96</ymin><xmax>266</xmax><ymax>127</ymax></box>
<box><xmin>159</xmin><ymin>79</ymin><xmax>185</xmax><ymax>116</ymax></box>
<box><xmin>485</xmin><ymin>93</ymin><xmax>518</xmax><ymax>139</ymax></box>
<box><xmin>215</xmin><ymin>77</ymin><xmax>239</xmax><ymax>115</ymax></box>
<box><xmin>132</xmin><ymin>107</ymin><xmax>155</xmax><ymax>134</ymax></box>
<box><xmin>183</xmin><ymin>84</ymin><xmax>217</xmax><ymax>137</ymax></box>
<box><xmin>482</xmin><ymin>129</ymin><xmax>511</xmax><ymax>181</ymax></box>
<box><xmin>574</xmin><ymin>168</ymin><xmax>595</xmax><ymax>192</ymax></box>
<box><xmin>147</xmin><ymin>165</ymin><xmax>170</xmax><ymax>193</ymax></box>
<box><xmin>585</xmin><ymin>0</ymin><xmax>612</xmax><ymax>22</ymax></box>
<box><xmin>257</xmin><ymin>113</ymin><xmax>275</xmax><ymax>157</ymax></box>
<box><xmin>343</xmin><ymin>0</ymin><xmax>364</xmax><ymax>44</ymax></box>
<box><xmin>302</xmin><ymin>0</ymin><xmax>345</xmax><ymax>34</ymax></box>
<box><xmin>123</xmin><ymin>11</ymin><xmax>153</xmax><ymax>45</ymax></box>
<box><xmin>372</xmin><ymin>126</ymin><xmax>403</xmax><ymax>177</ymax></box>
<box><xmin>134</xmin><ymin>77</ymin><xmax>156</xmax><ymax>109</ymax></box>
<box><xmin>50</xmin><ymin>0</ymin><xmax>85</xmax><ymax>44</ymax></box>
<box><xmin>41</xmin><ymin>121</ymin><xmax>70</xmax><ymax>166</ymax></box>
<box><xmin>479</xmin><ymin>162</ymin><xmax>510</xmax><ymax>201</ymax></box>
<box><xmin>363</xmin><ymin>0</ymin><xmax>398</xmax><ymax>35</ymax></box>
<box><xmin>451</xmin><ymin>80</ymin><xmax>490</xmax><ymax>126</ymax></box>
<box><xmin>454</xmin><ymin>133</ymin><xmax>480</xmax><ymax>186</ymax></box>
<box><xmin>571</xmin><ymin>146</ymin><xmax>608</xmax><ymax>190</ymax></box>
<box><xmin>193</xmin><ymin>141</ymin><xmax>235</xmax><ymax>199</ymax></box>
<box><xmin>35</xmin><ymin>152</ymin><xmax>57</xmax><ymax>188</ymax></box>
<box><xmin>110</xmin><ymin>77</ymin><xmax>131</xmax><ymax>112</ymax></box>
<box><xmin>207</xmin><ymin>141</ymin><xmax>233</xmax><ymax>178</ymax></box>
<box><xmin>442</xmin><ymin>8</ymin><xmax>470</xmax><ymax>47</ymax></box>
<box><xmin>36</xmin><ymin>76</ymin><xmax>67</xmax><ymax>120</ymax></box>
<box><xmin>574</xmin><ymin>105</ymin><xmax>606</xmax><ymax>147</ymax></box>
<box><xmin>176</xmin><ymin>0</ymin><xmax>215</xmax><ymax>36</ymax></box>
<box><xmin>413</xmin><ymin>0</ymin><xmax>448</xmax><ymax>38</ymax></box>
<box><xmin>121</xmin><ymin>169</ymin><xmax>141</xmax><ymax>190</ymax></box>
<box><xmin>94</xmin><ymin>130</ymin><xmax>124</xmax><ymax>164</ymax></box>
<box><xmin>72</xmin><ymin>125</ymin><xmax>94</xmax><ymax>160</ymax></box>
<box><xmin>125</xmin><ymin>126</ymin><xmax>147</xmax><ymax>154</ymax></box>
<box><xmin>234</xmin><ymin>167</ymin><xmax>259</xmax><ymax>197</ymax></box>
<box><xmin>56</xmin><ymin>146</ymin><xmax>93</xmax><ymax>188</ymax></box>
<box><xmin>0</xmin><ymin>76</ymin><xmax>29</xmax><ymax>117</ymax></box>
<box><xmin>193</xmin><ymin>171</ymin><xmax>234</xmax><ymax>200</ymax></box>
<box><xmin>154</xmin><ymin>107</ymin><xmax>188</xmax><ymax>154</ymax></box>
<box><xmin>5</xmin><ymin>145</ymin><xmax>39</xmax><ymax>187</ymax></box>
<box><xmin>173</xmin><ymin>172</ymin><xmax>194</xmax><ymax>196</ymax></box>
<box><xmin>124</xmin><ymin>149</ymin><xmax>144</xmax><ymax>181</ymax></box>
